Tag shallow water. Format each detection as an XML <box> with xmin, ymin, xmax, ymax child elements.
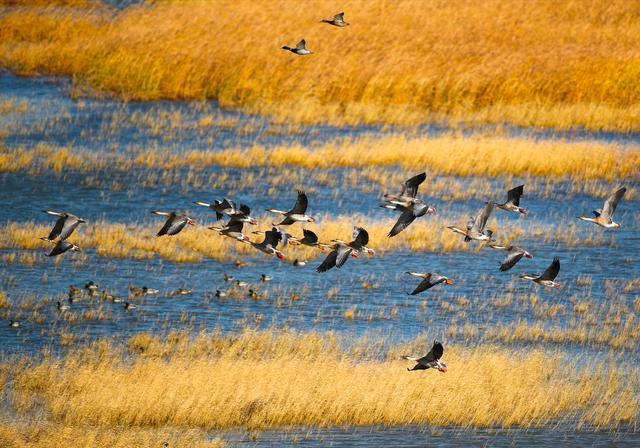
<box><xmin>0</xmin><ymin>73</ymin><xmax>638</xmax><ymax>444</ymax></box>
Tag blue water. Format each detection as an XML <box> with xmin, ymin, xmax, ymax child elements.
<box><xmin>0</xmin><ymin>73</ymin><xmax>638</xmax><ymax>445</ymax></box>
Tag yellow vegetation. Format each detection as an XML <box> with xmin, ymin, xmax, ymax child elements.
<box><xmin>2</xmin><ymin>135</ymin><xmax>639</xmax><ymax>181</ymax></box>
<box><xmin>2</xmin><ymin>1</ymin><xmax>640</xmax><ymax>130</ymax></box>
<box><xmin>0</xmin><ymin>422</ymin><xmax>223</xmax><ymax>448</ymax></box>
<box><xmin>0</xmin><ymin>213</ymin><xmax>610</xmax><ymax>263</ymax></box>
<box><xmin>5</xmin><ymin>330</ymin><xmax>638</xmax><ymax>431</ymax></box>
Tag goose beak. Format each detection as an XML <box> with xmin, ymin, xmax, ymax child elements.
<box><xmin>445</xmin><ymin>279</ymin><xmax>453</xmax><ymax>285</ymax></box>
<box><xmin>525</xmin><ymin>252</ymin><xmax>533</xmax><ymax>259</ymax></box>
<box><xmin>614</xmin><ymin>223</ymin><xmax>621</xmax><ymax>228</ymax></box>
<box><xmin>187</xmin><ymin>219</ymin><xmax>195</xmax><ymax>225</ymax></box>
<box><xmin>427</xmin><ymin>206</ymin><xmax>436</xmax><ymax>214</ymax></box>
<box><xmin>249</xmin><ymin>218</ymin><xmax>258</xmax><ymax>225</ymax></box>
<box><xmin>438</xmin><ymin>366</ymin><xmax>447</xmax><ymax>373</ymax></box>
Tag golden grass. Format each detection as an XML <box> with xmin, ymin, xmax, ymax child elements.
<box><xmin>5</xmin><ymin>330</ymin><xmax>638</xmax><ymax>430</ymax></box>
<box><xmin>2</xmin><ymin>1</ymin><xmax>640</xmax><ymax>130</ymax></box>
<box><xmin>0</xmin><ymin>422</ymin><xmax>223</xmax><ymax>448</ymax></box>
<box><xmin>0</xmin><ymin>213</ymin><xmax>609</xmax><ymax>263</ymax></box>
<box><xmin>2</xmin><ymin>134</ymin><xmax>639</xmax><ymax>182</ymax></box>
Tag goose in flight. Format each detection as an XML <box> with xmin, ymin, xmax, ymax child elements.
<box><xmin>321</xmin><ymin>12</ymin><xmax>350</xmax><ymax>27</ymax></box>
<box><xmin>520</xmin><ymin>257</ymin><xmax>561</xmax><ymax>288</ymax></box>
<box><xmin>44</xmin><ymin>239</ymin><xmax>81</xmax><ymax>257</ymax></box>
<box><xmin>406</xmin><ymin>272</ymin><xmax>453</xmax><ymax>295</ymax></box>
<box><xmin>208</xmin><ymin>218</ymin><xmax>250</xmax><ymax>242</ymax></box>
<box><xmin>317</xmin><ymin>227</ymin><xmax>369</xmax><ymax>272</ymax></box>
<box><xmin>288</xmin><ymin>229</ymin><xmax>331</xmax><ymax>249</ymax></box>
<box><xmin>282</xmin><ymin>39</ymin><xmax>313</xmax><ymax>55</ymax></box>
<box><xmin>489</xmin><ymin>244</ymin><xmax>533</xmax><ymax>271</ymax></box>
<box><xmin>496</xmin><ymin>185</ymin><xmax>526</xmax><ymax>216</ymax></box>
<box><xmin>448</xmin><ymin>202</ymin><xmax>495</xmax><ymax>242</ymax></box>
<box><xmin>383</xmin><ymin>172</ymin><xmax>427</xmax><ymax>208</ymax></box>
<box><xmin>249</xmin><ymin>226</ymin><xmax>285</xmax><ymax>260</ymax></box>
<box><xmin>267</xmin><ymin>190</ymin><xmax>315</xmax><ymax>225</ymax></box>
<box><xmin>194</xmin><ymin>199</ymin><xmax>257</xmax><ymax>224</ymax></box>
<box><xmin>402</xmin><ymin>340</ymin><xmax>447</xmax><ymax>372</ymax></box>
<box><xmin>578</xmin><ymin>187</ymin><xmax>627</xmax><ymax>228</ymax></box>
<box><xmin>41</xmin><ymin>210</ymin><xmax>86</xmax><ymax>242</ymax></box>
<box><xmin>152</xmin><ymin>211</ymin><xmax>194</xmax><ymax>236</ymax></box>
<box><xmin>386</xmin><ymin>200</ymin><xmax>436</xmax><ymax>237</ymax></box>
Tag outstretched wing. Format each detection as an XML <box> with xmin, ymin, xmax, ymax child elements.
<box><xmin>301</xmin><ymin>229</ymin><xmax>319</xmax><ymax>245</ymax></box>
<box><xmin>419</xmin><ymin>341</ymin><xmax>443</xmax><ymax>364</ymax></box>
<box><xmin>409</xmin><ymin>275</ymin><xmax>433</xmax><ymax>295</ymax></box>
<box><xmin>317</xmin><ymin>248</ymin><xmax>338</xmax><ymax>272</ymax></box>
<box><xmin>506</xmin><ymin>185</ymin><xmax>524</xmax><ymax>206</ymax></box>
<box><xmin>47</xmin><ymin>216</ymin><xmax>66</xmax><ymax>240</ymax></box>
<box><xmin>263</xmin><ymin>227</ymin><xmax>282</xmax><ymax>247</ymax></box>
<box><xmin>601</xmin><ymin>187</ymin><xmax>626</xmax><ymax>219</ymax></box>
<box><xmin>157</xmin><ymin>215</ymin><xmax>176</xmax><ymax>236</ymax></box>
<box><xmin>292</xmin><ymin>190</ymin><xmax>308</xmax><ymax>214</ymax></box>
<box><xmin>353</xmin><ymin>227</ymin><xmax>369</xmax><ymax>246</ymax></box>
<box><xmin>225</xmin><ymin>218</ymin><xmax>244</xmax><ymax>233</ymax></box>
<box><xmin>239</xmin><ymin>204</ymin><xmax>251</xmax><ymax>216</ymax></box>
<box><xmin>500</xmin><ymin>248</ymin><xmax>525</xmax><ymax>272</ymax></box>
<box><xmin>472</xmin><ymin>202</ymin><xmax>494</xmax><ymax>232</ymax></box>
<box><xmin>296</xmin><ymin>39</ymin><xmax>307</xmax><ymax>50</ymax></box>
<box><xmin>334</xmin><ymin>12</ymin><xmax>345</xmax><ymax>21</ymax></box>
<box><xmin>388</xmin><ymin>208</ymin><xmax>416</xmax><ymax>237</ymax></box>
<box><xmin>539</xmin><ymin>257</ymin><xmax>560</xmax><ymax>281</ymax></box>
<box><xmin>59</xmin><ymin>214</ymin><xmax>82</xmax><ymax>240</ymax></box>
<box><xmin>48</xmin><ymin>240</ymin><xmax>72</xmax><ymax>257</ymax></box>
<box><xmin>401</xmin><ymin>172</ymin><xmax>427</xmax><ymax>198</ymax></box>
<box><xmin>335</xmin><ymin>245</ymin><xmax>353</xmax><ymax>268</ymax></box>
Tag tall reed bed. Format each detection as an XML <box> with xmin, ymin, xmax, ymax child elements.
<box><xmin>5</xmin><ymin>330</ymin><xmax>638</xmax><ymax>430</ymax></box>
<box><xmin>2</xmin><ymin>1</ymin><xmax>640</xmax><ymax>129</ymax></box>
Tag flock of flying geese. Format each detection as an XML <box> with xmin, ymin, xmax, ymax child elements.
<box><xmin>37</xmin><ymin>168</ymin><xmax>628</xmax><ymax>372</ymax></box>
<box><xmin>30</xmin><ymin>12</ymin><xmax>631</xmax><ymax>372</ymax></box>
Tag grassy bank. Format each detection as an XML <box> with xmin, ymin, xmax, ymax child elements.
<box><xmin>3</xmin><ymin>330</ymin><xmax>638</xmax><ymax>431</ymax></box>
<box><xmin>2</xmin><ymin>1</ymin><xmax>640</xmax><ymax>130</ymax></box>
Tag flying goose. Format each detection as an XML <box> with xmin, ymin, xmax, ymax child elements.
<box><xmin>496</xmin><ymin>185</ymin><xmax>526</xmax><ymax>215</ymax></box>
<box><xmin>287</xmin><ymin>229</ymin><xmax>330</xmax><ymax>249</ymax></box>
<box><xmin>317</xmin><ymin>227</ymin><xmax>369</xmax><ymax>272</ymax></box>
<box><xmin>44</xmin><ymin>240</ymin><xmax>81</xmax><ymax>257</ymax></box>
<box><xmin>386</xmin><ymin>201</ymin><xmax>436</xmax><ymax>237</ymax></box>
<box><xmin>489</xmin><ymin>244</ymin><xmax>533</xmax><ymax>271</ymax></box>
<box><xmin>249</xmin><ymin>226</ymin><xmax>285</xmax><ymax>260</ymax></box>
<box><xmin>520</xmin><ymin>257</ymin><xmax>561</xmax><ymax>288</ymax></box>
<box><xmin>253</xmin><ymin>226</ymin><xmax>293</xmax><ymax>246</ymax></box>
<box><xmin>41</xmin><ymin>210</ymin><xmax>86</xmax><ymax>242</ymax></box>
<box><xmin>321</xmin><ymin>12</ymin><xmax>350</xmax><ymax>27</ymax></box>
<box><xmin>406</xmin><ymin>272</ymin><xmax>453</xmax><ymax>295</ymax></box>
<box><xmin>383</xmin><ymin>172</ymin><xmax>427</xmax><ymax>208</ymax></box>
<box><xmin>193</xmin><ymin>198</ymin><xmax>236</xmax><ymax>221</ymax></box>
<box><xmin>578</xmin><ymin>187</ymin><xmax>627</xmax><ymax>228</ymax></box>
<box><xmin>448</xmin><ymin>202</ymin><xmax>495</xmax><ymax>242</ymax></box>
<box><xmin>282</xmin><ymin>39</ymin><xmax>313</xmax><ymax>55</ymax></box>
<box><xmin>152</xmin><ymin>211</ymin><xmax>194</xmax><ymax>236</ymax></box>
<box><xmin>266</xmin><ymin>190</ymin><xmax>315</xmax><ymax>225</ymax></box>
<box><xmin>208</xmin><ymin>218</ymin><xmax>250</xmax><ymax>242</ymax></box>
<box><xmin>402</xmin><ymin>340</ymin><xmax>447</xmax><ymax>372</ymax></box>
